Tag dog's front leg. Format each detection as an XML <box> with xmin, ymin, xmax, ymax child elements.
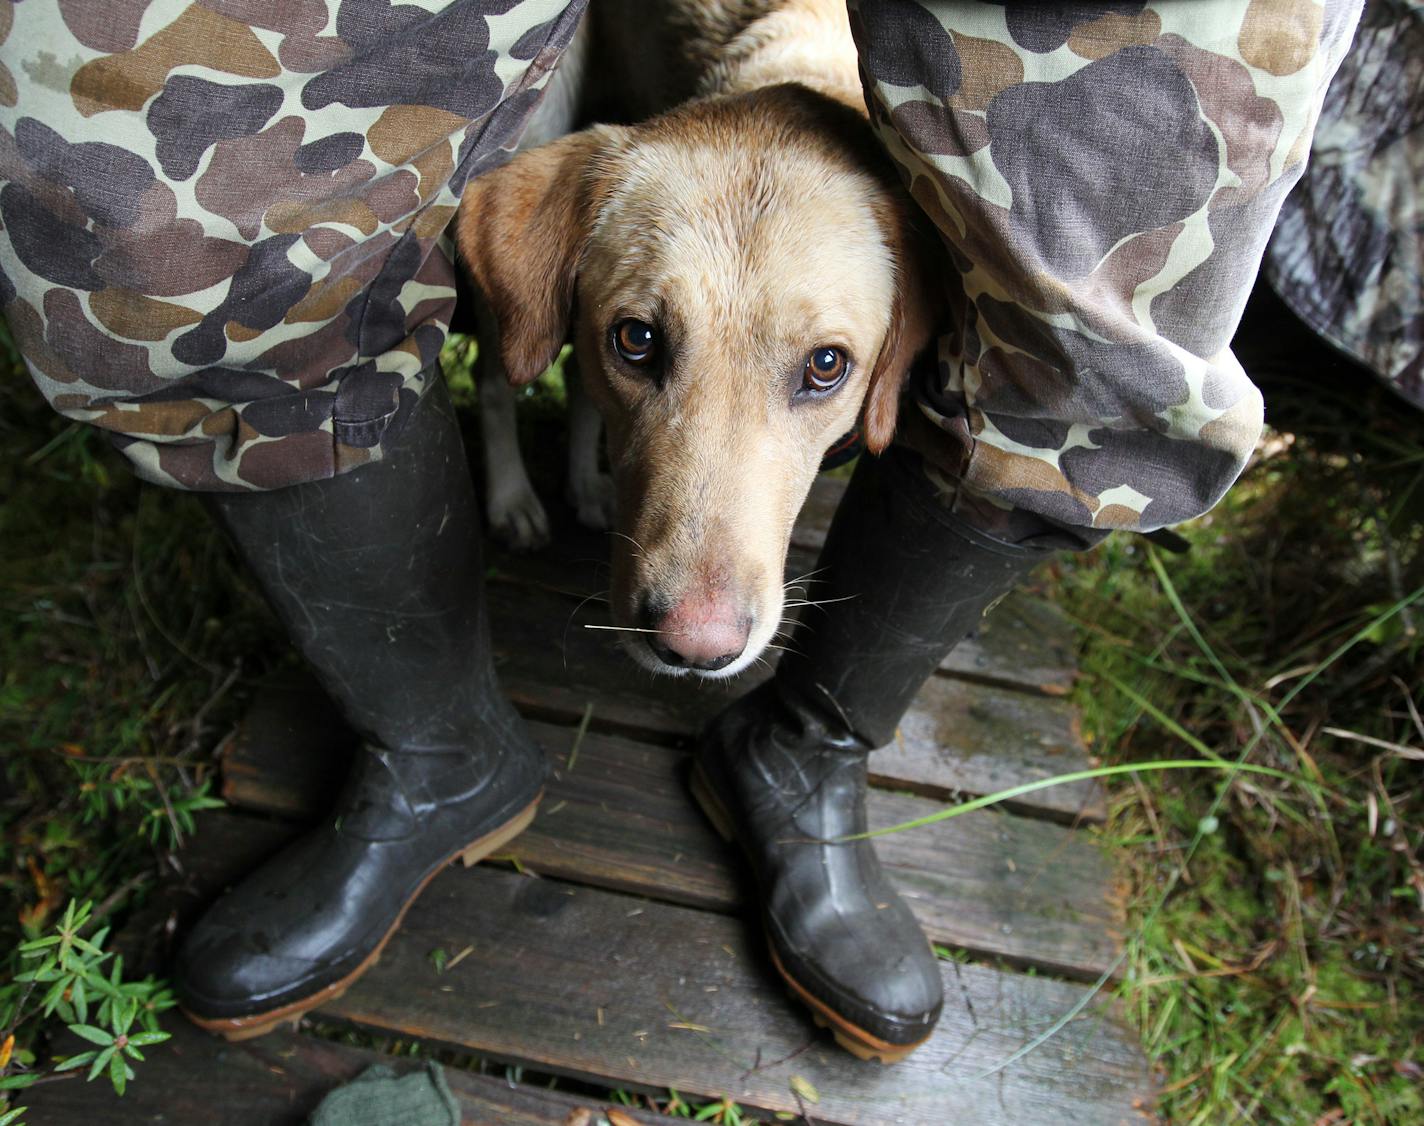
<box><xmin>564</xmin><ymin>356</ymin><xmax>615</xmax><ymax>531</ymax></box>
<box><xmin>474</xmin><ymin>300</ymin><xmax>551</xmax><ymax>551</ymax></box>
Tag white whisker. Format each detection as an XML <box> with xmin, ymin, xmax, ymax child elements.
<box><xmin>562</xmin><ymin>589</ymin><xmax>611</xmax><ymax>671</ymax></box>
<box><xmin>608</xmin><ymin>530</ymin><xmax>649</xmax><ymax>560</ymax></box>
<box><xmin>782</xmin><ymin>594</ymin><xmax>858</xmax><ymax>608</ymax></box>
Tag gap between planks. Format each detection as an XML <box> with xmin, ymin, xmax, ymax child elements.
<box><xmin>490</xmin><ymin>473</ymin><xmax>1081</xmax><ymax>700</ymax></box>
<box><xmin>323</xmin><ymin>864</ymin><xmax>1153</xmax><ymax>1126</ymax></box>
<box><xmin>483</xmin><ymin>577</ymin><xmax>1105</xmax><ymax>824</ymax></box>
<box><xmin>220</xmin><ymin>703</ymin><xmax>1123</xmax><ymax>981</ymax></box>
<box><xmin>25</xmin><ymin>1017</ymin><xmax>670</xmax><ymax>1126</ymax></box>
<box><xmin>106</xmin><ymin>811</ymin><xmax>1155</xmax><ymax>1126</ymax></box>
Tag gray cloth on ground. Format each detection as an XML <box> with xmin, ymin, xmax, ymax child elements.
<box><xmin>309</xmin><ymin>1062</ymin><xmax>460</xmax><ymax>1126</ymax></box>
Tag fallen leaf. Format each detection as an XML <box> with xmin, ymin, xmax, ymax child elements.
<box><xmin>18</xmin><ymin>858</ymin><xmax>60</xmax><ymax>930</ymax></box>
<box><xmin>789</xmin><ymin>1075</ymin><xmax>820</xmax><ymax>1104</ymax></box>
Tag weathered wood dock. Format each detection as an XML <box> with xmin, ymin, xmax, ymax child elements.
<box><xmin>30</xmin><ymin>477</ymin><xmax>1156</xmax><ymax>1125</ymax></box>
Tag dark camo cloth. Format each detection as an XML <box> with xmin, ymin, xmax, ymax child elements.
<box><xmin>851</xmin><ymin>0</ymin><xmax>1363</xmax><ymax>548</ymax></box>
<box><xmin>1265</xmin><ymin>0</ymin><xmax>1423</xmax><ymax>410</ymax></box>
<box><xmin>0</xmin><ymin>0</ymin><xmax>584</xmax><ymax>490</ymax></box>
<box><xmin>3</xmin><ymin>1</ymin><xmax>1363</xmax><ymax>549</ymax></box>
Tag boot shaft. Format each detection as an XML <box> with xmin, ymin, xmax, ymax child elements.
<box><xmin>778</xmin><ymin>447</ymin><xmax>1049</xmax><ymax>749</ymax></box>
<box><xmin>206</xmin><ymin>376</ymin><xmax>527</xmax><ymax>762</ymax></box>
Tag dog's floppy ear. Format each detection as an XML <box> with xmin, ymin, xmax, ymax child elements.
<box><xmin>454</xmin><ymin>126</ymin><xmax>620</xmax><ymax>386</ymax></box>
<box><xmin>860</xmin><ymin>207</ymin><xmax>942</xmax><ymax>454</ymax></box>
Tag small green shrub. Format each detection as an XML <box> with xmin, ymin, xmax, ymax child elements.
<box><xmin>0</xmin><ymin>900</ymin><xmax>176</xmax><ymax>1120</ymax></box>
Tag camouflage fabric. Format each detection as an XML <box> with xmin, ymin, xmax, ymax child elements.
<box><xmin>0</xmin><ymin>0</ymin><xmax>584</xmax><ymax>490</ymax></box>
<box><xmin>4</xmin><ymin>0</ymin><xmax>1365</xmax><ymax>538</ymax></box>
<box><xmin>1265</xmin><ymin>0</ymin><xmax>1423</xmax><ymax>410</ymax></box>
<box><xmin>851</xmin><ymin>0</ymin><xmax>1364</xmax><ymax>549</ymax></box>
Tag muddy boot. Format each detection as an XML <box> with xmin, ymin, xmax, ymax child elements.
<box><xmin>692</xmin><ymin>446</ymin><xmax>1048</xmax><ymax>1062</ymax></box>
<box><xmin>174</xmin><ymin>376</ymin><xmax>544</xmax><ymax>1040</ymax></box>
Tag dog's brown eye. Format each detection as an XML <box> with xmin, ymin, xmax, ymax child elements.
<box><xmin>803</xmin><ymin>346</ymin><xmax>849</xmax><ymax>392</ymax></box>
<box><xmin>613</xmin><ymin>319</ymin><xmax>658</xmax><ymax>365</ymax></box>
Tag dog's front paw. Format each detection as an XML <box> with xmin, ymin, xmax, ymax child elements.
<box><xmin>567</xmin><ymin>471</ymin><xmax>616</xmax><ymax>532</ymax></box>
<box><xmin>487</xmin><ymin>479</ymin><xmax>551</xmax><ymax>551</ymax></box>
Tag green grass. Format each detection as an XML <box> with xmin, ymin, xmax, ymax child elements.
<box><xmin>0</xmin><ymin>319</ymin><xmax>288</xmax><ymax>1113</ymax></box>
<box><xmin>0</xmin><ymin>337</ymin><xmax>277</xmax><ymax>911</ymax></box>
<box><xmin>1052</xmin><ymin>368</ymin><xmax>1423</xmax><ymax>1124</ymax></box>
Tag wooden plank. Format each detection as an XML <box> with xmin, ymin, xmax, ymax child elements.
<box><xmin>215</xmin><ymin>672</ymin><xmax>353</xmax><ymax>821</ymax></box>
<box><xmin>486</xmin><ymin>472</ymin><xmax>1080</xmax><ymax>698</ymax></box>
<box><xmin>27</xmin><ymin>1018</ymin><xmax>666</xmax><ymax>1125</ymax></box>
<box><xmin>873</xmin><ymin>677</ymin><xmax>1102</xmax><ymax>823</ymax></box>
<box><xmin>71</xmin><ymin>812</ymin><xmax>1149</xmax><ymax>1125</ymax></box>
<box><xmin>521</xmin><ymin>727</ymin><xmax>1119</xmax><ymax>978</ymax></box>
<box><xmin>323</xmin><ymin>865</ymin><xmax>1153</xmax><ymax>1126</ymax></box>
<box><xmin>220</xmin><ymin>708</ymin><xmax>1121</xmax><ymax>978</ymax></box>
<box><xmin>934</xmin><ymin>593</ymin><xmax>1078</xmax><ymax>697</ymax></box>
<box><xmin>222</xmin><ymin>586</ymin><xmax>1100</xmax><ymax>826</ymax></box>
<box><xmin>490</xmin><ymin>555</ymin><xmax>1078</xmax><ymax>700</ymax></box>
<box><xmin>484</xmin><ymin>583</ymin><xmax>1104</xmax><ymax>821</ymax></box>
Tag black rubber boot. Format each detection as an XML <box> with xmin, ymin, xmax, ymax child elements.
<box><xmin>174</xmin><ymin>376</ymin><xmax>544</xmax><ymax>1040</ymax></box>
<box><xmin>692</xmin><ymin>446</ymin><xmax>1048</xmax><ymax>1062</ymax></box>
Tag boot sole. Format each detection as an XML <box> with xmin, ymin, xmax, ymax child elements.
<box><xmin>689</xmin><ymin>763</ymin><xmax>930</xmax><ymax>1065</ymax></box>
<box><xmin>181</xmin><ymin>792</ymin><xmax>542</xmax><ymax>1042</ymax></box>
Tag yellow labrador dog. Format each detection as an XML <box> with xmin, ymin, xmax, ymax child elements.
<box><xmin>457</xmin><ymin>0</ymin><xmax>937</xmax><ymax>679</ymax></box>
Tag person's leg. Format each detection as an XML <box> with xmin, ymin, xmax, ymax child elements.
<box><xmin>694</xmin><ymin>444</ymin><xmax>1047</xmax><ymax>1062</ymax></box>
<box><xmin>696</xmin><ymin>0</ymin><xmax>1366</xmax><ymax>1062</ymax></box>
<box><xmin>179</xmin><ymin>373</ymin><xmax>544</xmax><ymax>1037</ymax></box>
<box><xmin>0</xmin><ymin>0</ymin><xmax>586</xmax><ymax>1035</ymax></box>
<box><xmin>850</xmin><ymin>0</ymin><xmax>1364</xmax><ymax>543</ymax></box>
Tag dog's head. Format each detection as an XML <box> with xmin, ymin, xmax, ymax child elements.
<box><xmin>457</xmin><ymin>84</ymin><xmax>938</xmax><ymax>677</ymax></box>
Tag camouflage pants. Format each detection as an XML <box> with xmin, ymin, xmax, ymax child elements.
<box><xmin>3</xmin><ymin>1</ymin><xmax>1361</xmax><ymax>547</ymax></box>
<box><xmin>854</xmin><ymin>0</ymin><xmax>1362</xmax><ymax>548</ymax></box>
<box><xmin>0</xmin><ymin>0</ymin><xmax>585</xmax><ymax>490</ymax></box>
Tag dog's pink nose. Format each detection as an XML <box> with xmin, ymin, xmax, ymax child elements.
<box><xmin>642</xmin><ymin>594</ymin><xmax>751</xmax><ymax>672</ymax></box>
